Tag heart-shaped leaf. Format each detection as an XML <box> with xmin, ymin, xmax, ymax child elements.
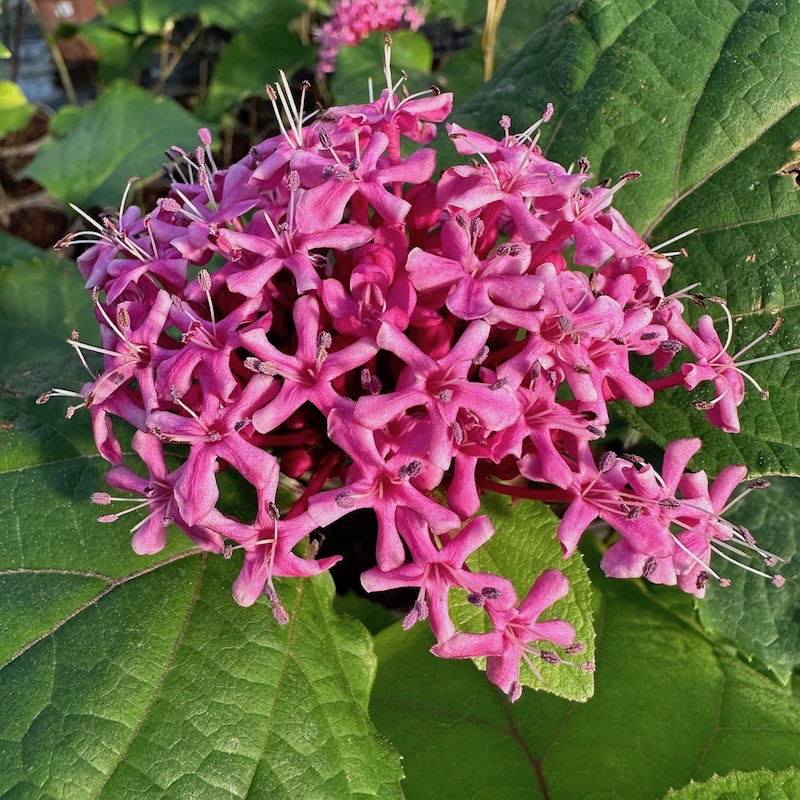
<box><xmin>22</xmin><ymin>81</ymin><xmax>206</xmax><ymax>209</ymax></box>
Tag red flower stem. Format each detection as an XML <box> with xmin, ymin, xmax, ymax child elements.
<box><xmin>479</xmin><ymin>477</ymin><xmax>569</xmax><ymax>503</ymax></box>
<box><xmin>284</xmin><ymin>451</ymin><xmax>343</xmax><ymax>519</ymax></box>
<box><xmin>259</xmin><ymin>432</ymin><xmax>319</xmax><ymax>447</ymax></box>
<box><xmin>648</xmin><ymin>372</ymin><xmax>685</xmax><ymax>392</ymax></box>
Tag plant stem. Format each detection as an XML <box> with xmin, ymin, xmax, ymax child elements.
<box><xmin>482</xmin><ymin>0</ymin><xmax>508</xmax><ymax>81</ymax></box>
<box><xmin>23</xmin><ymin>0</ymin><xmax>78</xmax><ymax>105</ymax></box>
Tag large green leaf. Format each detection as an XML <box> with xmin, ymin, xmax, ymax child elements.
<box><xmin>453</xmin><ymin>0</ymin><xmax>800</xmax><ymax>476</ymax></box>
<box><xmin>22</xmin><ymin>80</ymin><xmax>205</xmax><ymax>209</ymax></box>
<box><xmin>370</xmin><ymin>555</ymin><xmax>800</xmax><ymax>800</ymax></box>
<box><xmin>664</xmin><ymin>768</ymin><xmax>800</xmax><ymax>800</ymax></box>
<box><xmin>0</xmin><ymin>243</ymin><xmax>403</xmax><ymax>799</ymax></box>
<box><xmin>698</xmin><ymin>476</ymin><xmax>800</xmax><ymax>683</ymax></box>
<box><xmin>449</xmin><ymin>492</ymin><xmax>595</xmax><ymax>701</ymax></box>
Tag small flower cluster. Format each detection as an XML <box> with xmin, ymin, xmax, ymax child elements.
<box><xmin>46</xmin><ymin>53</ymin><xmax>787</xmax><ymax>700</ymax></box>
<box><xmin>315</xmin><ymin>0</ymin><xmax>424</xmax><ymax>77</ymax></box>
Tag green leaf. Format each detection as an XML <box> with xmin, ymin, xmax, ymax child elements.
<box><xmin>663</xmin><ymin>768</ymin><xmax>800</xmax><ymax>800</ymax></box>
<box><xmin>197</xmin><ymin>15</ymin><xmax>313</xmax><ymax>121</ymax></box>
<box><xmin>449</xmin><ymin>492</ymin><xmax>595</xmax><ymax>701</ymax></box>
<box><xmin>333</xmin><ymin>592</ymin><xmax>397</xmax><ymax>636</ymax></box>
<box><xmin>697</xmin><ymin>476</ymin><xmax>800</xmax><ymax>683</ymax></box>
<box><xmin>0</xmin><ymin>79</ymin><xmax>35</xmax><ymax>139</ymax></box>
<box><xmin>0</xmin><ymin>42</ymin><xmax>11</xmax><ymax>59</ymax></box>
<box><xmin>452</xmin><ymin>0</ymin><xmax>800</xmax><ymax>476</ymax></box>
<box><xmin>0</xmin><ymin>233</ymin><xmax>97</xmax><ymax>375</ymax></box>
<box><xmin>80</xmin><ymin>21</ymin><xmax>156</xmax><ymax>84</ymax></box>
<box><xmin>0</xmin><ymin>246</ymin><xmax>404</xmax><ymax>799</ymax></box>
<box><xmin>99</xmin><ymin>0</ymin><xmax>302</xmax><ymax>35</ymax></box>
<box><xmin>370</xmin><ymin>558</ymin><xmax>800</xmax><ymax>799</ymax></box>
<box><xmin>22</xmin><ymin>80</ymin><xmax>205</xmax><ymax>209</ymax></box>
<box><xmin>332</xmin><ymin>31</ymin><xmax>434</xmax><ymax>106</ymax></box>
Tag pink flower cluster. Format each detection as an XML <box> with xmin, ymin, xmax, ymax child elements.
<box><xmin>315</xmin><ymin>0</ymin><xmax>424</xmax><ymax>76</ymax></box>
<box><xmin>47</xmin><ymin>63</ymin><xmax>786</xmax><ymax>700</ymax></box>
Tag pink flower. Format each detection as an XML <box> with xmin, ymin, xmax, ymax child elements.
<box><xmin>433</xmin><ymin>570</ymin><xmax>577</xmax><ymax>701</ymax></box>
<box><xmin>315</xmin><ymin>0</ymin><xmax>425</xmax><ymax>76</ymax></box>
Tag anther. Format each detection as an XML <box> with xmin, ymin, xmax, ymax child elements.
<box><xmin>403</xmin><ymin>599</ymin><xmax>428</xmax><ymax>629</ymax></box>
<box><xmin>472</xmin><ymin>346</ymin><xmax>489</xmax><ymax>365</ymax></box>
<box><xmin>658</xmin><ymin>498</ymin><xmax>681</xmax><ymax>509</ymax></box>
<box><xmin>398</xmin><ymin>460</ymin><xmax>423</xmax><ymax>479</ymax></box>
<box><xmin>285</xmin><ymin>170</ymin><xmax>301</xmax><ymax>193</ymax></box>
<box><xmin>658</xmin><ymin>340</ymin><xmax>682</xmax><ymax>353</ymax></box>
<box><xmin>573</xmin><ymin>364</ymin><xmax>592</xmax><ymax>374</ymax></box>
<box><xmin>316</xmin><ymin>331</ymin><xmax>333</xmax><ymax>361</ymax></box>
<box><xmin>748</xmin><ymin>478</ymin><xmax>771</xmax><ymax>490</ymax></box>
<box><xmin>773</xmin><ymin>575</ymin><xmax>786</xmax><ymax>588</ymax></box>
<box><xmin>620</xmin><ymin>453</ymin><xmax>646</xmax><ymax>465</ymax></box>
<box><xmin>557</xmin><ymin>315</ymin><xmax>573</xmax><ymax>333</ymax></box>
<box><xmin>467</xmin><ymin>592</ymin><xmax>485</xmax><ymax>606</ymax></box>
<box><xmin>197</xmin><ymin>269</ymin><xmax>212</xmax><ymax>292</ymax></box>
<box><xmin>116</xmin><ymin>308</ymin><xmax>130</xmax><ymax>328</ymax></box>
<box><xmin>696</xmin><ymin>570</ymin><xmax>709</xmax><ymax>590</ymax></box>
<box><xmin>438</xmin><ymin>389</ymin><xmax>454</xmax><ymax>403</ymax></box>
<box><xmin>452</xmin><ymin>422</ymin><xmax>464</xmax><ymax>446</ymax></box>
<box><xmin>267</xmin><ymin>501</ymin><xmax>280</xmax><ymax>520</ymax></box>
<box><xmin>578</xmin><ymin>157</ymin><xmax>590</xmax><ymax>173</ymax></box>
<box><xmin>481</xmin><ymin>586</ymin><xmax>502</xmax><ymax>600</ymax></box>
<box><xmin>244</xmin><ymin>357</ymin><xmax>277</xmax><ymax>376</ymax></box>
<box><xmin>581</xmin><ymin>661</ymin><xmax>596</xmax><ymax>672</ymax></box>
<box><xmin>454</xmin><ymin>212</ymin><xmax>471</xmax><ymax>229</ymax></box>
<box><xmin>598</xmin><ymin>452</ymin><xmax>616</xmax><ymax>473</ymax></box>
<box><xmin>565</xmin><ymin>641</ymin><xmax>586</xmax><ymax>655</ymax></box>
<box><xmin>643</xmin><ymin>556</ymin><xmax>658</xmax><ymax>578</ymax></box>
<box><xmin>91</xmin><ymin>492</ymin><xmax>112</xmax><ymax>505</ymax></box>
<box><xmin>336</xmin><ymin>490</ymin><xmax>355</xmax><ymax>508</ymax></box>
<box><xmin>540</xmin><ymin>650</ymin><xmax>559</xmax><ymax>664</ymax></box>
<box><xmin>490</xmin><ymin>378</ymin><xmax>508</xmax><ymax>390</ymax></box>
<box><xmin>507</xmin><ymin>681</ymin><xmax>522</xmax><ymax>703</ymax></box>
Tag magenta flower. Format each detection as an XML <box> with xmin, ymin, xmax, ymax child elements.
<box><xmin>361</xmin><ymin>511</ymin><xmax>516</xmax><ymax>641</ymax></box>
<box><xmin>204</xmin><ymin>507</ymin><xmax>340</xmax><ymax>612</ymax></box>
<box><xmin>308</xmin><ymin>409</ymin><xmax>460</xmax><ymax>569</ymax></box>
<box><xmin>354</xmin><ymin>320</ymin><xmax>519</xmax><ymax>469</ymax></box>
<box><xmin>241</xmin><ymin>295</ymin><xmax>379</xmax><ymax>432</ymax></box>
<box><xmin>433</xmin><ymin>569</ymin><xmax>577</xmax><ymax>700</ymax></box>
<box><xmin>147</xmin><ymin>376</ymin><xmax>280</xmax><ymax>526</ymax></box>
<box><xmin>98</xmin><ymin>430</ymin><xmax>224</xmax><ymax>555</ymax></box>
